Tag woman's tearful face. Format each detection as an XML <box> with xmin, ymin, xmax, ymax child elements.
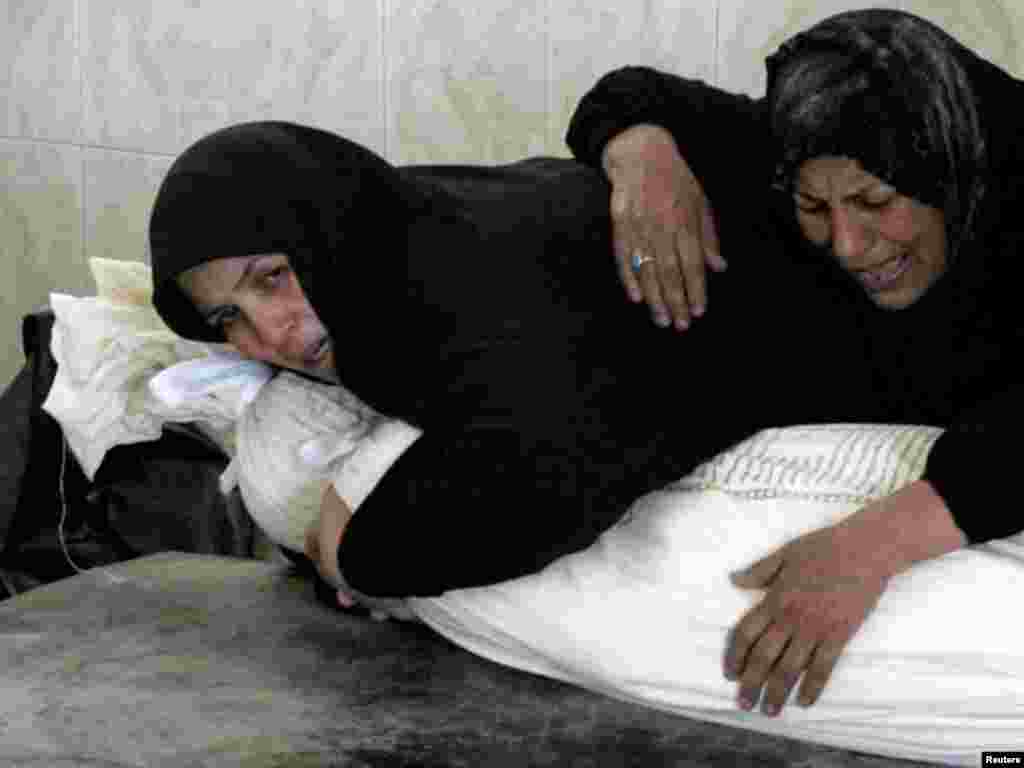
<box><xmin>793</xmin><ymin>156</ymin><xmax>948</xmax><ymax>310</ymax></box>
<box><xmin>177</xmin><ymin>252</ymin><xmax>338</xmax><ymax>382</ymax></box>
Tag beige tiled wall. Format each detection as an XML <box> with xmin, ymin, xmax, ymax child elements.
<box><xmin>2</xmin><ymin>0</ymin><xmax>1023</xmax><ymax>386</ymax></box>
<box><xmin>718</xmin><ymin>0</ymin><xmax>1024</xmax><ymax>96</ymax></box>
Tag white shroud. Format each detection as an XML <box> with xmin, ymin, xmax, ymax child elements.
<box><xmin>232</xmin><ymin>372</ymin><xmax>1024</xmax><ymax>766</ymax></box>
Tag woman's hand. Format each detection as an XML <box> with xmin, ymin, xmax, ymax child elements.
<box><xmin>725</xmin><ymin>522</ymin><xmax>889</xmax><ymax>716</ymax></box>
<box><xmin>305</xmin><ymin>482</ymin><xmax>357</xmax><ymax>609</ymax></box>
<box><xmin>305</xmin><ymin>482</ymin><xmax>417</xmax><ymax>622</ymax></box>
<box><xmin>724</xmin><ymin>480</ymin><xmax>968</xmax><ymax>716</ymax></box>
<box><xmin>602</xmin><ymin>124</ymin><xmax>725</xmax><ymax>331</ymax></box>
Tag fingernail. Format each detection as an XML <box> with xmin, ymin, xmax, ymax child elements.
<box><xmin>738</xmin><ymin>697</ymin><xmax>754</xmax><ymax>711</ymax></box>
<box><xmin>674</xmin><ymin>318</ymin><xmax>689</xmax><ymax>331</ymax></box>
<box><xmin>762</xmin><ymin>702</ymin><xmax>779</xmax><ymax>717</ymax></box>
<box><xmin>692</xmin><ymin>304</ymin><xmax>705</xmax><ymax>317</ymax></box>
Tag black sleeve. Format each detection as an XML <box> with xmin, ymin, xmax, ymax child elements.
<box><xmin>336</xmin><ymin>427</ymin><xmax>641</xmax><ymax>598</ymax></box>
<box><xmin>924</xmin><ymin>384</ymin><xmax>1024</xmax><ymax>544</ymax></box>
<box><xmin>565</xmin><ymin>66</ymin><xmax>774</xmax><ymax>206</ymax></box>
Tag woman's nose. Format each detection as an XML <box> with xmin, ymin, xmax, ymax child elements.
<box><xmin>830</xmin><ymin>207</ymin><xmax>872</xmax><ymax>264</ymax></box>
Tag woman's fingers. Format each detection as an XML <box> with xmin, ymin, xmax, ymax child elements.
<box><xmin>613</xmin><ymin>182</ymin><xmax>671</xmax><ymax>324</ymax></box>
<box><xmin>725</xmin><ymin>522</ymin><xmax>893</xmax><ymax>716</ymax></box>
<box><xmin>305</xmin><ymin>483</ymin><xmax>353</xmax><ymax>594</ymax></box>
<box><xmin>797</xmin><ymin>641</ymin><xmax>843</xmax><ymax>708</ymax></box>
<box><xmin>611</xmin><ymin>185</ymin><xmax>643</xmax><ymax>303</ymax></box>
<box><xmin>701</xmin><ymin>198</ymin><xmax>726</xmax><ymax>273</ymax></box>
<box><xmin>306</xmin><ymin>517</ymin><xmax>354</xmax><ymax>608</ymax></box>
<box><xmin>735</xmin><ymin>621</ymin><xmax>790</xmax><ymax>711</ymax></box>
<box><xmin>673</xmin><ymin>223</ymin><xmax>704</xmax><ymax>324</ymax></box>
<box><xmin>730</xmin><ymin>549</ymin><xmax>785</xmax><ymax>589</ymax></box>
<box><xmin>760</xmin><ymin>634</ymin><xmax>817</xmax><ymax>715</ymax></box>
<box><xmin>634</xmin><ymin>253</ymin><xmax>670</xmax><ymax>328</ymax></box>
<box><xmin>603</xmin><ymin>123</ymin><xmax>720</xmax><ymax>331</ymax></box>
<box><xmin>724</xmin><ymin>605</ymin><xmax>772</xmax><ymax>682</ymax></box>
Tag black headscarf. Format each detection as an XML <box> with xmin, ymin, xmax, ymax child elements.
<box><xmin>149</xmin><ymin>121</ymin><xmax>435</xmax><ymax>344</ymax></box>
<box><xmin>763</xmin><ymin>10</ymin><xmax>1024</xmax><ymax>423</ymax></box>
<box><xmin>763</xmin><ymin>8</ymin><xmax>1017</xmax><ymax>266</ymax></box>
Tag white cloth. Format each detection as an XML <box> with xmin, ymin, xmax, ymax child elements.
<box><xmin>226</xmin><ymin>370</ymin><xmax>1024</xmax><ymax>766</ymax></box>
<box><xmin>411</xmin><ymin>424</ymin><xmax>1024</xmax><ymax>766</ymax></box>
<box><xmin>221</xmin><ymin>371</ymin><xmax>422</xmax><ymax>553</ymax></box>
<box><xmin>42</xmin><ymin>258</ymin><xmax>273</xmax><ymax>478</ymax></box>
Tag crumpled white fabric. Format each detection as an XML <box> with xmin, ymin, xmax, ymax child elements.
<box><xmin>42</xmin><ymin>258</ymin><xmax>274</xmax><ymax>479</ymax></box>
<box><xmin>221</xmin><ymin>371</ymin><xmax>422</xmax><ymax>553</ymax></box>
<box><xmin>229</xmin><ymin>369</ymin><xmax>1024</xmax><ymax>767</ymax></box>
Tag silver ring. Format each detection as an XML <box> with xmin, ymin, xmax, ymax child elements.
<box><xmin>631</xmin><ymin>251</ymin><xmax>655</xmax><ymax>273</ymax></box>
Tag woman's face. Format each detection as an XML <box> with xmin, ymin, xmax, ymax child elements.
<box><xmin>793</xmin><ymin>156</ymin><xmax>948</xmax><ymax>310</ymax></box>
<box><xmin>177</xmin><ymin>253</ymin><xmax>338</xmax><ymax>382</ymax></box>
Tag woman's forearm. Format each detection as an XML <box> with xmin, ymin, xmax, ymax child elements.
<box><xmin>837</xmin><ymin>480</ymin><xmax>968</xmax><ymax>578</ymax></box>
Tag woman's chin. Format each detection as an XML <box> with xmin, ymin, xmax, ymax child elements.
<box><xmin>865</xmin><ymin>289</ymin><xmax>917</xmax><ymax>311</ymax></box>
<box><xmin>861</xmin><ymin>278</ymin><xmax>935</xmax><ymax>311</ymax></box>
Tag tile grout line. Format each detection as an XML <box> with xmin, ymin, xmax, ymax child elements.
<box><xmin>712</xmin><ymin>0</ymin><xmax>721</xmax><ymax>86</ymax></box>
<box><xmin>381</xmin><ymin>0</ymin><xmax>391</xmax><ymax>162</ymax></box>
<box><xmin>0</xmin><ymin>134</ymin><xmax>177</xmax><ymax>159</ymax></box>
<box><xmin>546</xmin><ymin>0</ymin><xmax>554</xmax><ymax>154</ymax></box>
<box><xmin>75</xmin><ymin>0</ymin><xmax>87</xmax><ymax>268</ymax></box>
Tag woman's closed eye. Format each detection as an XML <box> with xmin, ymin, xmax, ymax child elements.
<box><xmin>795</xmin><ymin>195</ymin><xmax>827</xmax><ymax>215</ymax></box>
<box><xmin>795</xmin><ymin>194</ymin><xmax>894</xmax><ymax>214</ymax></box>
<box><xmin>856</xmin><ymin>194</ymin><xmax>895</xmax><ymax>211</ymax></box>
<box><xmin>257</xmin><ymin>264</ymin><xmax>290</xmax><ymax>292</ymax></box>
<box><xmin>206</xmin><ymin>305</ymin><xmax>240</xmax><ymax>330</ymax></box>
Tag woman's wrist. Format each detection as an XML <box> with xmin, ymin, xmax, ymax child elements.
<box><xmin>837</xmin><ymin>479</ymin><xmax>969</xmax><ymax>577</ymax></box>
<box><xmin>601</xmin><ymin>123</ymin><xmax>681</xmax><ymax>180</ymax></box>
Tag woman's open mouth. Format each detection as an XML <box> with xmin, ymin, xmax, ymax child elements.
<box><xmin>856</xmin><ymin>252</ymin><xmax>911</xmax><ymax>293</ymax></box>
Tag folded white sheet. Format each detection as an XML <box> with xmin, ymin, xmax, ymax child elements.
<box><xmin>42</xmin><ymin>258</ymin><xmax>273</xmax><ymax>478</ymax></box>
<box><xmin>231</xmin><ymin>368</ymin><xmax>1024</xmax><ymax>766</ymax></box>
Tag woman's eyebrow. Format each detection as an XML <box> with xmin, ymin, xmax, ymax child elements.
<box><xmin>795</xmin><ymin>181</ymin><xmax>892</xmax><ymax>202</ymax></box>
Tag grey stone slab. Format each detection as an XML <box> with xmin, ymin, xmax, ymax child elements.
<box><xmin>0</xmin><ymin>553</ymin><xmax>930</xmax><ymax>767</ymax></box>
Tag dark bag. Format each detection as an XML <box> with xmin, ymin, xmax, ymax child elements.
<box><xmin>0</xmin><ymin>309</ymin><xmax>258</xmax><ymax>598</ymax></box>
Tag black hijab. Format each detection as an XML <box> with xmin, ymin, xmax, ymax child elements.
<box><xmin>763</xmin><ymin>10</ymin><xmax>1024</xmax><ymax>423</ymax></box>
<box><xmin>149</xmin><ymin>121</ymin><xmax>436</xmax><ymax>344</ymax></box>
<box><xmin>148</xmin><ymin>122</ymin><xmax>468</xmax><ymax>420</ymax></box>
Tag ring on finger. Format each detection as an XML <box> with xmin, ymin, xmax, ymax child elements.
<box><xmin>631</xmin><ymin>250</ymin><xmax>656</xmax><ymax>273</ymax></box>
